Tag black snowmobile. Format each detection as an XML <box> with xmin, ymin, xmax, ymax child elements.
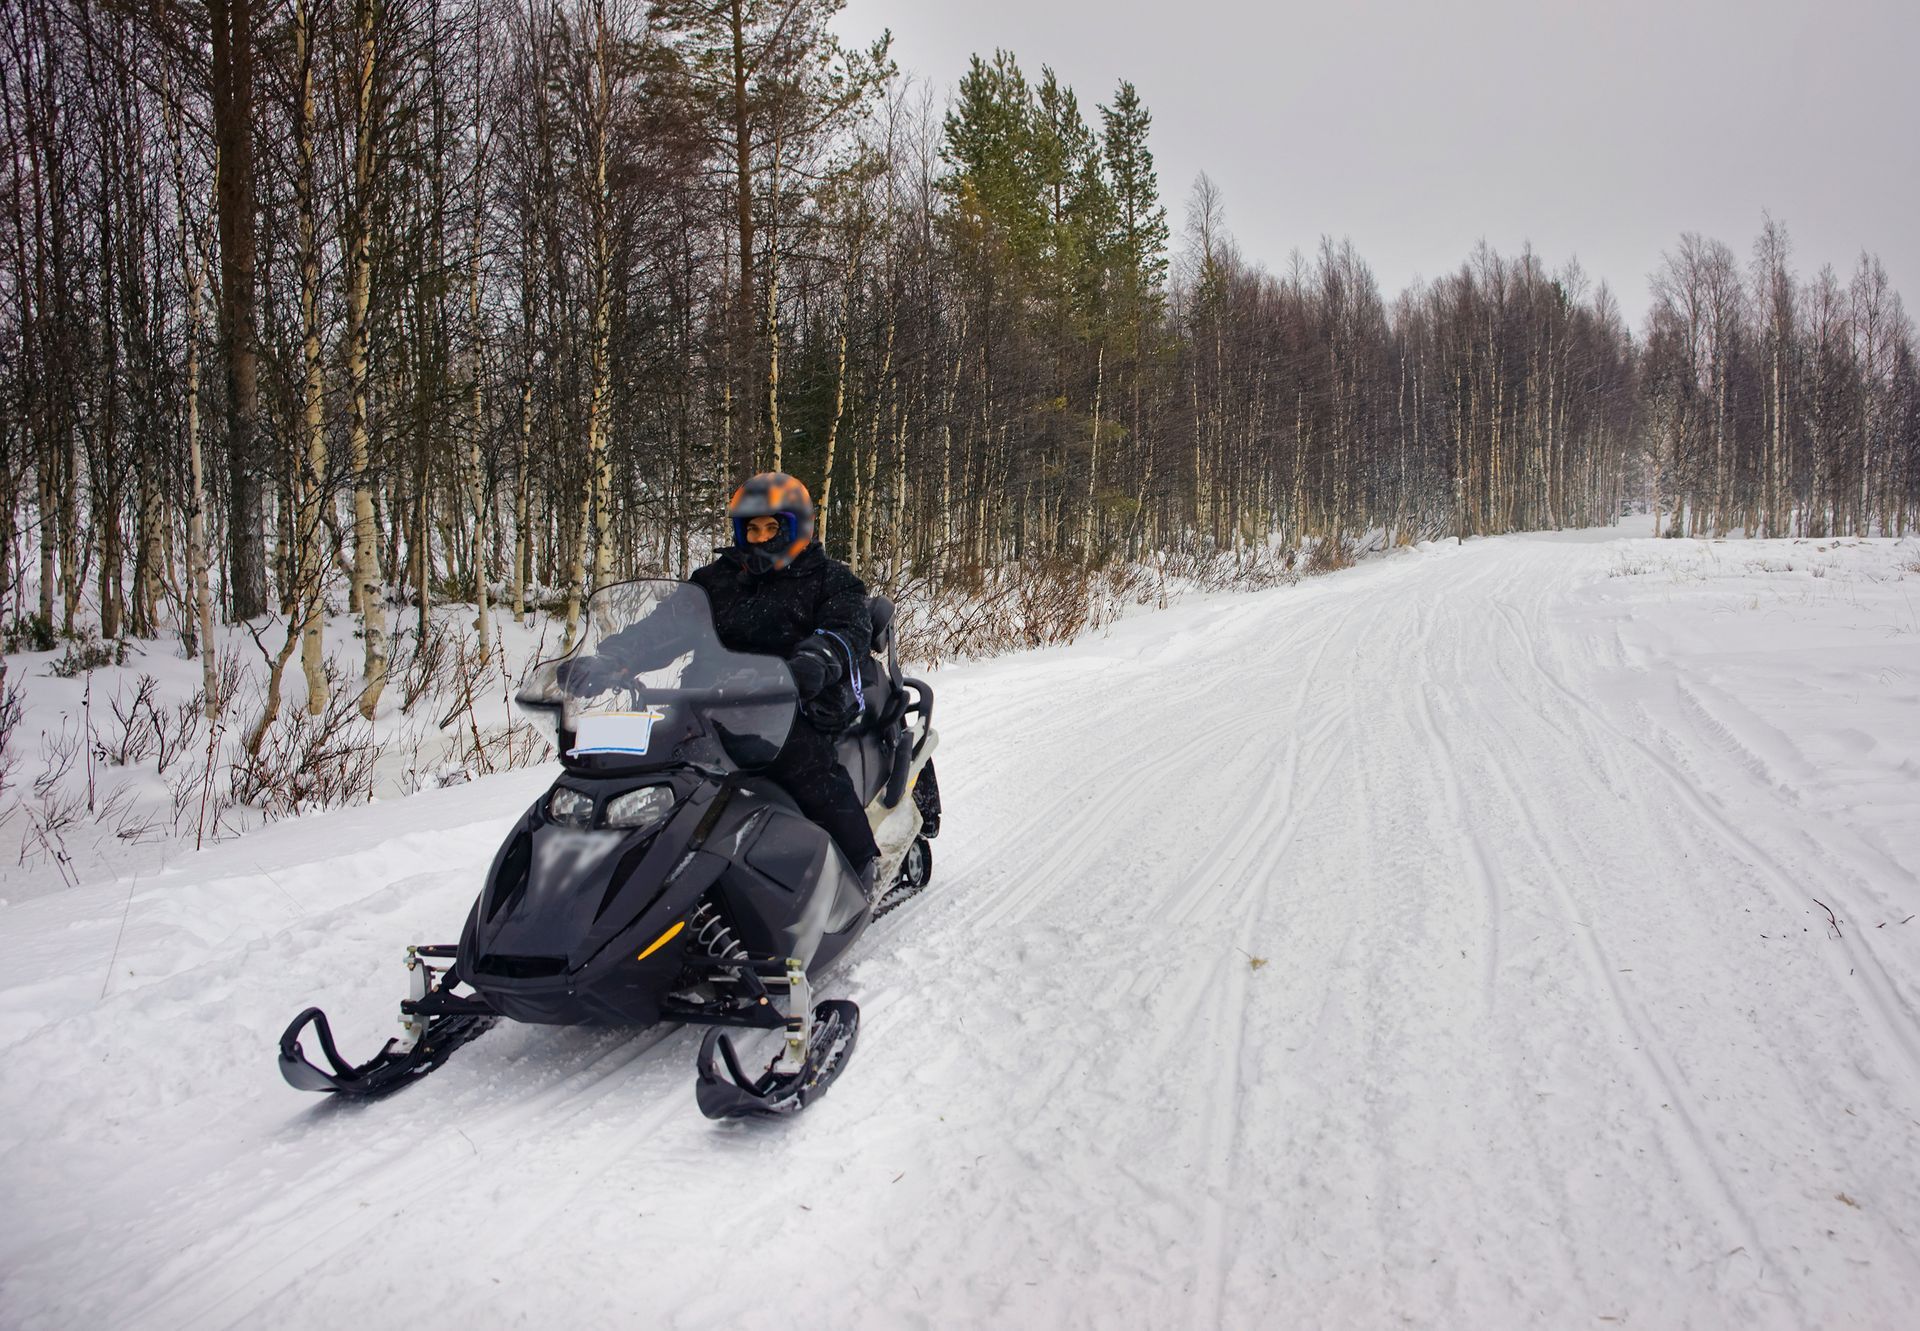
<box><xmin>277</xmin><ymin>579</ymin><xmax>941</xmax><ymax>1119</ymax></box>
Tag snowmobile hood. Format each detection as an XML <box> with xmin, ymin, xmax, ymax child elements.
<box><xmin>467</xmin><ymin>774</ymin><xmax>710</xmax><ymax>975</ymax></box>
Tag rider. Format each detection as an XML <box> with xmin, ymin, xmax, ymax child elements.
<box><xmin>692</xmin><ymin>473</ymin><xmax>880</xmax><ymax>886</ymax></box>
<box><xmin>568</xmin><ymin>474</ymin><xmax>881</xmax><ymax>885</ymax></box>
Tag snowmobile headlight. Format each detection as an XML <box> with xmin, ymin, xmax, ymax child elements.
<box><xmin>549</xmin><ymin>786</ymin><xmax>596</xmax><ymax>828</ymax></box>
<box><xmin>605</xmin><ymin>784</ymin><xmax>675</xmax><ymax>833</ymax></box>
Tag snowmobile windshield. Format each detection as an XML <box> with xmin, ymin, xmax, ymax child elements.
<box><xmin>515</xmin><ymin>580</ymin><xmax>797</xmax><ymax>774</ymax></box>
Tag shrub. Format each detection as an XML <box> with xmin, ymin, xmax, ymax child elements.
<box><xmin>229</xmin><ymin>660</ymin><xmax>378</xmax><ymax>819</ymax></box>
<box><xmin>1304</xmin><ymin>536</ymin><xmax>1355</xmax><ymax>574</ymax></box>
<box><xmin>48</xmin><ymin>633</ymin><xmax>124</xmax><ymax>678</ymax></box>
<box><xmin>0</xmin><ymin>663</ymin><xmax>22</xmax><ymax>797</ymax></box>
<box><xmin>3</xmin><ymin>614</ymin><xmax>58</xmax><ymax>654</ymax></box>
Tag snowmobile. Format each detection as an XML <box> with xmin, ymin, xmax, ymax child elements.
<box><xmin>277</xmin><ymin>579</ymin><xmax>941</xmax><ymax>1119</ymax></box>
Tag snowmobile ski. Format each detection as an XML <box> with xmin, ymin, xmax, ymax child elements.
<box><xmin>696</xmin><ymin>992</ymin><xmax>862</xmax><ymax>1120</ymax></box>
<box><xmin>278</xmin><ymin>945</ymin><xmax>497</xmax><ymax>1098</ymax></box>
<box><xmin>278</xmin><ymin>1006</ymin><xmax>495</xmax><ymax>1097</ymax></box>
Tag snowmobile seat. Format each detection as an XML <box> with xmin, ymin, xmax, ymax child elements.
<box><xmin>834</xmin><ymin>596</ymin><xmax>910</xmax><ymax>805</ymax></box>
<box><xmin>858</xmin><ymin>596</ymin><xmax>908</xmax><ymax>733</ymax></box>
<box><xmin>868</xmin><ymin>595</ymin><xmax>896</xmax><ymax>654</ymax></box>
<box><xmin>837</xmin><ymin>726</ymin><xmax>891</xmax><ymax>807</ymax></box>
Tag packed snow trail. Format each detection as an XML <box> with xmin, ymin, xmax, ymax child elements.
<box><xmin>4</xmin><ymin>529</ymin><xmax>1920</xmax><ymax>1329</ymax></box>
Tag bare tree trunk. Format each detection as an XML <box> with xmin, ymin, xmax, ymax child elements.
<box><xmin>348</xmin><ymin>0</ymin><xmax>387</xmax><ymax>717</ymax></box>
<box><xmin>937</xmin><ymin>310</ymin><xmax>967</xmax><ymax>578</ymax></box>
<box><xmin>294</xmin><ymin>0</ymin><xmax>329</xmax><ymax>715</ymax></box>
<box><xmin>886</xmin><ymin>390</ymin><xmax>910</xmax><ymax>580</ymax></box>
<box><xmin>167</xmin><ymin>85</ymin><xmax>220</xmax><ymax>715</ymax></box>
<box><xmin>188</xmin><ymin>311</ymin><xmax>219</xmax><ymax>713</ymax></box>
<box><xmin>1083</xmin><ymin>343</ymin><xmax>1104</xmax><ymax>558</ymax></box>
<box><xmin>512</xmin><ymin>232</ymin><xmax>535</xmax><ymax>623</ymax></box>
<box><xmin>513</xmin><ymin>373</ymin><xmax>531</xmax><ymax>623</ymax></box>
<box><xmin>565</xmin><ymin>485</ymin><xmax>591</xmax><ymax>649</ymax></box>
<box><xmin>817</xmin><ymin>217</ymin><xmax>861</xmax><ymax>544</ymax></box>
<box><xmin>209</xmin><ymin>0</ymin><xmax>266</xmax><ymax>619</ymax></box>
<box><xmin>415</xmin><ymin>480</ymin><xmax>431</xmax><ymax>640</ymax></box>
<box><xmin>568</xmin><ymin>0</ymin><xmax>616</xmax><ymax>645</ymax></box>
<box><xmin>851</xmin><ymin>288</ymin><xmax>895</xmax><ymax>571</ymax></box>
<box><xmin>764</xmin><ymin>147</ymin><xmax>784</xmax><ymax>472</ymax></box>
<box><xmin>467</xmin><ymin>80</ymin><xmax>492</xmax><ymax>665</ymax></box>
<box><xmin>728</xmin><ymin>0</ymin><xmax>756</xmax><ymax>476</ymax></box>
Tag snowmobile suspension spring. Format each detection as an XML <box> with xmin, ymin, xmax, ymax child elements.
<box><xmin>688</xmin><ymin>900</ymin><xmax>746</xmax><ymax>962</ymax></box>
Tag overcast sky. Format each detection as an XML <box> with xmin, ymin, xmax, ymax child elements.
<box><xmin>837</xmin><ymin>0</ymin><xmax>1919</xmax><ymax>328</ymax></box>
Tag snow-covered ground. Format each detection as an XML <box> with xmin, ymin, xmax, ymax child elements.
<box><xmin>0</xmin><ymin>604</ymin><xmax>574</xmax><ymax>903</ymax></box>
<box><xmin>3</xmin><ymin>526</ymin><xmax>1919</xmax><ymax>1329</ymax></box>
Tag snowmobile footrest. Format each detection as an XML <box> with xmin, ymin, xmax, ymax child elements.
<box><xmin>695</xmin><ymin>999</ymin><xmax>861</xmax><ymax>1119</ymax></box>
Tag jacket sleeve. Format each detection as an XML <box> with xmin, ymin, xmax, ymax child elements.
<box><xmin>812</xmin><ymin>561</ymin><xmax>873</xmax><ymax>660</ymax></box>
<box><xmin>590</xmin><ymin>565</ymin><xmax>727</xmax><ymax>673</ymax></box>
<box><xmin>588</xmin><ymin>619</ymin><xmax>690</xmax><ymax>675</ymax></box>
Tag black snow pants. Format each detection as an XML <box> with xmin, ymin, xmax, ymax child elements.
<box><xmin>767</xmin><ymin>720</ymin><xmax>879</xmax><ymax>871</ymax></box>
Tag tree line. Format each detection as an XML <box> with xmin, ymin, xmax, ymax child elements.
<box><xmin>1644</xmin><ymin>222</ymin><xmax>1918</xmax><ymax>539</ymax></box>
<box><xmin>4</xmin><ymin>0</ymin><xmax>1917</xmax><ymax>718</ymax></box>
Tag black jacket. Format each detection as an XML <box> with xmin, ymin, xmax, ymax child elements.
<box><xmin>691</xmin><ymin>544</ymin><xmax>872</xmax><ymax>732</ymax></box>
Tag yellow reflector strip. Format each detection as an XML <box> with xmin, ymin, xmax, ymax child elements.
<box><xmin>636</xmin><ymin>920</ymin><xmax>685</xmax><ymax>962</ymax></box>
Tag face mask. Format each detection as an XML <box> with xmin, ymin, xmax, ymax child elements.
<box><xmin>736</xmin><ymin>516</ymin><xmax>788</xmax><ymax>572</ymax></box>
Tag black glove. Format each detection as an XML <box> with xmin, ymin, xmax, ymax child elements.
<box><xmin>786</xmin><ymin>639</ymin><xmax>843</xmax><ymax>700</ymax></box>
<box><xmin>558</xmin><ymin>655</ymin><xmax>622</xmax><ymax>694</ymax></box>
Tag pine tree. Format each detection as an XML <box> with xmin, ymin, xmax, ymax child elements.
<box><xmin>1099</xmin><ymin>80</ymin><xmax>1168</xmax><ymax>303</ymax></box>
<box><xmin>1034</xmin><ymin>67</ymin><xmax>1113</xmax><ymax>327</ymax></box>
<box><xmin>941</xmin><ymin>50</ymin><xmax>1045</xmax><ymax>263</ymax></box>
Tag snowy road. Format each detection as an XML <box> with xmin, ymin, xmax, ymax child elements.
<box><xmin>5</xmin><ymin>529</ymin><xmax>1920</xmax><ymax>1328</ymax></box>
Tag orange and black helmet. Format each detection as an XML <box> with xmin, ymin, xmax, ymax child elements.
<box><xmin>727</xmin><ymin>472</ymin><xmax>815</xmax><ymax>570</ymax></box>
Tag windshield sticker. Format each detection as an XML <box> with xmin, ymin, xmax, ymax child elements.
<box><xmin>570</xmin><ymin>707</ymin><xmax>669</xmax><ymax>758</ymax></box>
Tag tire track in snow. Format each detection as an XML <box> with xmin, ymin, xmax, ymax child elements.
<box><xmin>1434</xmin><ymin>561</ymin><xmax>1790</xmax><ymax>1312</ymax></box>
<box><xmin>925</xmin><ymin>585</ymin><xmax>1370</xmax><ymax>1097</ymax></box>
<box><xmin>1490</xmin><ymin>590</ymin><xmax>1920</xmax><ymax>1083</ymax></box>
<box><xmin>1318</xmin><ymin>554</ymin><xmax>1548</xmax><ymax>1318</ymax></box>
<box><xmin>1661</xmin><ymin>662</ymin><xmax>1920</xmax><ymax>995</ymax></box>
<box><xmin>871</xmin><ymin>579</ymin><xmax>1383</xmax><ymax>1327</ymax></box>
<box><xmin>1184</xmin><ymin>584</ymin><xmax>1407</xmax><ymax>1329</ymax></box>
<box><xmin>957</xmin><ymin>582</ymin><xmax>1372</xmax><ymax>936</ymax></box>
<box><xmin>926</xmin><ymin>680</ymin><xmax>1354</xmax><ymax>1312</ymax></box>
<box><xmin>1668</xmin><ymin>667</ymin><xmax>1920</xmax><ymax>915</ymax></box>
<box><xmin>1482</xmin><ymin>562</ymin><xmax>1920</xmax><ymax>1313</ymax></box>
<box><xmin>1410</xmin><ymin>625</ymin><xmax>1505</xmax><ymax>1017</ymax></box>
<box><xmin>131</xmin><ymin>1024</ymin><xmax>693</xmax><ymax>1331</ymax></box>
<box><xmin>1398</xmin><ymin>564</ymin><xmax>1597</xmax><ymax>1306</ymax></box>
